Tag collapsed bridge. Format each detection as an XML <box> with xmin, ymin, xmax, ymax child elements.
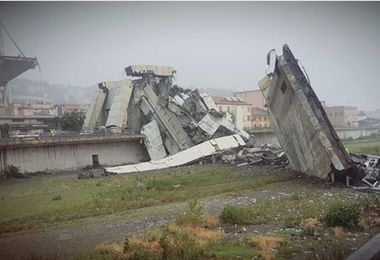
<box><xmin>84</xmin><ymin>65</ymin><xmax>249</xmax><ymax>162</ymax></box>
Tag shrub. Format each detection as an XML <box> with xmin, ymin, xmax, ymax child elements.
<box><xmin>219</xmin><ymin>206</ymin><xmax>243</xmax><ymax>224</ymax></box>
<box><xmin>128</xmin><ymin>239</ymin><xmax>154</xmax><ymax>260</ymax></box>
<box><xmin>322</xmin><ymin>202</ymin><xmax>360</xmax><ymax>229</ymax></box>
<box><xmin>301</xmin><ymin>218</ymin><xmax>319</xmax><ymax>236</ymax></box>
<box><xmin>52</xmin><ymin>195</ymin><xmax>62</xmax><ymax>201</ymax></box>
<box><xmin>162</xmin><ymin>228</ymin><xmax>201</xmax><ymax>259</ymax></box>
<box><xmin>247</xmin><ymin>235</ymin><xmax>285</xmax><ymax>260</ymax></box>
<box><xmin>205</xmin><ymin>215</ymin><xmax>219</xmax><ymax>229</ymax></box>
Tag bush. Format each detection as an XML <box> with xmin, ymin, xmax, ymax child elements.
<box><xmin>52</xmin><ymin>195</ymin><xmax>62</xmax><ymax>201</ymax></box>
<box><xmin>322</xmin><ymin>202</ymin><xmax>360</xmax><ymax>229</ymax></box>
<box><xmin>128</xmin><ymin>239</ymin><xmax>154</xmax><ymax>260</ymax></box>
<box><xmin>160</xmin><ymin>228</ymin><xmax>201</xmax><ymax>259</ymax></box>
<box><xmin>123</xmin><ymin>227</ymin><xmax>202</xmax><ymax>260</ymax></box>
<box><xmin>219</xmin><ymin>206</ymin><xmax>244</xmax><ymax>224</ymax></box>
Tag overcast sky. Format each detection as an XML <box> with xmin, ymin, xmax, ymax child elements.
<box><xmin>1</xmin><ymin>2</ymin><xmax>379</xmax><ymax>110</ymax></box>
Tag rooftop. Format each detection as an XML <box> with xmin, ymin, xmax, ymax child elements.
<box><xmin>212</xmin><ymin>96</ymin><xmax>250</xmax><ymax>106</ymax></box>
<box><xmin>233</xmin><ymin>89</ymin><xmax>261</xmax><ymax>94</ymax></box>
<box><xmin>251</xmin><ymin>107</ymin><xmax>269</xmax><ymax>116</ymax></box>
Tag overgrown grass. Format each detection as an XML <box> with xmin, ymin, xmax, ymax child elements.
<box><xmin>0</xmin><ymin>164</ymin><xmax>294</xmax><ymax>234</ymax></box>
<box><xmin>345</xmin><ymin>141</ymin><xmax>380</xmax><ymax>156</ymax></box>
<box><xmin>219</xmin><ymin>190</ymin><xmax>378</xmax><ymax>227</ymax></box>
<box><xmin>219</xmin><ymin>192</ymin><xmax>324</xmax><ymax>225</ymax></box>
<box><xmin>81</xmin><ymin>199</ymin><xmax>258</xmax><ymax>260</ymax></box>
<box><xmin>322</xmin><ymin>201</ymin><xmax>361</xmax><ymax>229</ymax></box>
<box><xmin>76</xmin><ymin>184</ymin><xmax>380</xmax><ymax>260</ymax></box>
<box><xmin>343</xmin><ymin>134</ymin><xmax>380</xmax><ymax>155</ymax></box>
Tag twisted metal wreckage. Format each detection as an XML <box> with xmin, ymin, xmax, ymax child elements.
<box><xmin>83</xmin><ymin>46</ymin><xmax>379</xmax><ymax>191</ymax></box>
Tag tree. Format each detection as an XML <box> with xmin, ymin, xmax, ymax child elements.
<box><xmin>58</xmin><ymin>111</ymin><xmax>85</xmax><ymax>132</ymax></box>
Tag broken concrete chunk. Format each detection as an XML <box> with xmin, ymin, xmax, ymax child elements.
<box><xmin>141</xmin><ymin>120</ymin><xmax>167</xmax><ymax>160</ymax></box>
<box><xmin>125</xmin><ymin>65</ymin><xmax>176</xmax><ymax>77</ymax></box>
<box><xmin>259</xmin><ymin>45</ymin><xmax>352</xmax><ymax>179</ymax></box>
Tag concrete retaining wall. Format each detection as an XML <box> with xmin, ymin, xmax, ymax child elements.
<box><xmin>0</xmin><ymin>135</ymin><xmax>150</xmax><ymax>174</ymax></box>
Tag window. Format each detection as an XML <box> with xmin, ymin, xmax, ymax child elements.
<box><xmin>227</xmin><ymin>106</ymin><xmax>231</xmax><ymax>113</ymax></box>
<box><xmin>219</xmin><ymin>106</ymin><xmax>222</xmax><ymax>112</ymax></box>
<box><xmin>247</xmin><ymin>115</ymin><xmax>251</xmax><ymax>121</ymax></box>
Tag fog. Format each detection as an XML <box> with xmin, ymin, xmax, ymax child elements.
<box><xmin>0</xmin><ymin>1</ymin><xmax>379</xmax><ymax>110</ymax></box>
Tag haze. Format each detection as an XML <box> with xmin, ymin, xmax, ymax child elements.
<box><xmin>0</xmin><ymin>1</ymin><xmax>379</xmax><ymax>110</ymax></box>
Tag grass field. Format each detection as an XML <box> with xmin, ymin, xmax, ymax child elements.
<box><xmin>82</xmin><ymin>187</ymin><xmax>380</xmax><ymax>260</ymax></box>
<box><xmin>1</xmin><ymin>164</ymin><xmax>379</xmax><ymax>259</ymax></box>
<box><xmin>342</xmin><ymin>134</ymin><xmax>380</xmax><ymax>156</ymax></box>
<box><xmin>0</xmin><ymin>165</ymin><xmax>293</xmax><ymax>234</ymax></box>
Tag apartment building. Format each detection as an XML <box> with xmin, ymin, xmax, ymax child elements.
<box><xmin>324</xmin><ymin>106</ymin><xmax>358</xmax><ymax>127</ymax></box>
<box><xmin>212</xmin><ymin>96</ymin><xmax>251</xmax><ymax>129</ymax></box>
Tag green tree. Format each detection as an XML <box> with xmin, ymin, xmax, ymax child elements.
<box><xmin>58</xmin><ymin>111</ymin><xmax>85</xmax><ymax>132</ymax></box>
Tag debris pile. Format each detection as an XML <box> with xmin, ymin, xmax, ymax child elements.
<box><xmin>218</xmin><ymin>144</ymin><xmax>288</xmax><ymax>168</ymax></box>
<box><xmin>84</xmin><ymin>65</ymin><xmax>250</xmax><ymax>174</ymax></box>
<box><xmin>350</xmin><ymin>153</ymin><xmax>380</xmax><ymax>192</ymax></box>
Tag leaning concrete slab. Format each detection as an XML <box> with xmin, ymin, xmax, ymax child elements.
<box><xmin>83</xmin><ymin>88</ymin><xmax>107</xmax><ymax>131</ymax></box>
<box><xmin>259</xmin><ymin>45</ymin><xmax>352</xmax><ymax>179</ymax></box>
<box><xmin>105</xmin><ymin>134</ymin><xmax>246</xmax><ymax>174</ymax></box>
<box><xmin>141</xmin><ymin>119</ymin><xmax>167</xmax><ymax>160</ymax></box>
<box><xmin>103</xmin><ymin>79</ymin><xmax>133</xmax><ymax>129</ymax></box>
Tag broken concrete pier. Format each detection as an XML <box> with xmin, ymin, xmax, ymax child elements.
<box><xmin>259</xmin><ymin>45</ymin><xmax>352</xmax><ymax>179</ymax></box>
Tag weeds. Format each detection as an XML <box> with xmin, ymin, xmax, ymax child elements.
<box><xmin>176</xmin><ymin>199</ymin><xmax>204</xmax><ymax>226</ymax></box>
<box><xmin>284</xmin><ymin>216</ymin><xmax>301</xmax><ymax>228</ymax></box>
<box><xmin>205</xmin><ymin>214</ymin><xmax>219</xmax><ymax>229</ymax></box>
<box><xmin>301</xmin><ymin>218</ymin><xmax>319</xmax><ymax>236</ymax></box>
<box><xmin>219</xmin><ymin>206</ymin><xmax>246</xmax><ymax>225</ymax></box>
<box><xmin>3</xmin><ymin>165</ymin><xmax>23</xmax><ymax>179</ymax></box>
<box><xmin>322</xmin><ymin>201</ymin><xmax>361</xmax><ymax>229</ymax></box>
<box><xmin>247</xmin><ymin>235</ymin><xmax>285</xmax><ymax>260</ymax></box>
<box><xmin>52</xmin><ymin>195</ymin><xmax>62</xmax><ymax>201</ymax></box>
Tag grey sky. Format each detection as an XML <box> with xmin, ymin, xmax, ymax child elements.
<box><xmin>1</xmin><ymin>1</ymin><xmax>379</xmax><ymax>110</ymax></box>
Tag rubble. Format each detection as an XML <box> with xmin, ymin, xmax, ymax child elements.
<box><xmin>258</xmin><ymin>45</ymin><xmax>353</xmax><ymax>180</ymax></box>
<box><xmin>350</xmin><ymin>153</ymin><xmax>380</xmax><ymax>192</ymax></box>
<box><xmin>217</xmin><ymin>144</ymin><xmax>288</xmax><ymax>168</ymax></box>
<box><xmin>84</xmin><ymin>65</ymin><xmax>249</xmax><ymax>165</ymax></box>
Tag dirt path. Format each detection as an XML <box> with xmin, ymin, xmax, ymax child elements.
<box><xmin>0</xmin><ymin>180</ymin><xmax>328</xmax><ymax>259</ymax></box>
